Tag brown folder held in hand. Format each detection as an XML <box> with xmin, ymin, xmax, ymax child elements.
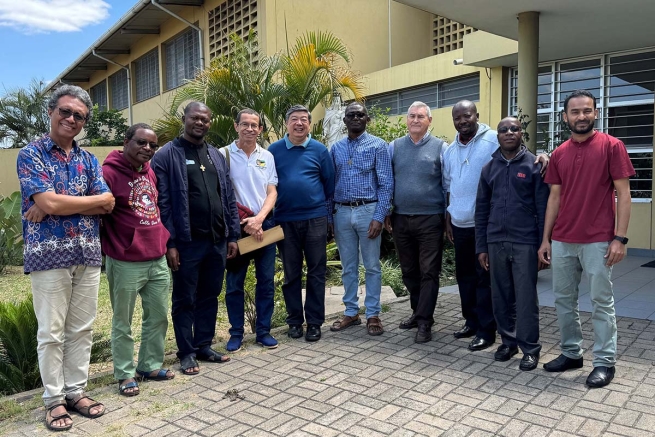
<box><xmin>237</xmin><ymin>225</ymin><xmax>285</xmax><ymax>255</ymax></box>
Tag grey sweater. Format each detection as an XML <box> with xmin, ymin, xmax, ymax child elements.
<box><xmin>391</xmin><ymin>134</ymin><xmax>446</xmax><ymax>215</ymax></box>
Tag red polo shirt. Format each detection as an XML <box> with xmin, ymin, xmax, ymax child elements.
<box><xmin>544</xmin><ymin>131</ymin><xmax>635</xmax><ymax>244</ymax></box>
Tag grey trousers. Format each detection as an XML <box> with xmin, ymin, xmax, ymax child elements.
<box><xmin>488</xmin><ymin>242</ymin><xmax>541</xmax><ymax>355</ymax></box>
<box><xmin>552</xmin><ymin>240</ymin><xmax>616</xmax><ymax>368</ymax></box>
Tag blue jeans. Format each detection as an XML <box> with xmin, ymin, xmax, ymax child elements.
<box><xmin>225</xmin><ymin>218</ymin><xmax>276</xmax><ymax>338</ymax></box>
<box><xmin>334</xmin><ymin>202</ymin><xmax>382</xmax><ymax>319</ymax></box>
<box><xmin>552</xmin><ymin>240</ymin><xmax>616</xmax><ymax>367</ymax></box>
<box><xmin>171</xmin><ymin>238</ymin><xmax>226</xmax><ymax>359</ymax></box>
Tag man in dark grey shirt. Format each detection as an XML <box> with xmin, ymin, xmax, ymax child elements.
<box><xmin>385</xmin><ymin>101</ymin><xmax>448</xmax><ymax>343</ymax></box>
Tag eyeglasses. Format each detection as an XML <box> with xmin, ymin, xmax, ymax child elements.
<box><xmin>57</xmin><ymin>107</ymin><xmax>88</xmax><ymax>123</ymax></box>
<box><xmin>238</xmin><ymin>122</ymin><xmax>260</xmax><ymax>130</ymax></box>
<box><xmin>345</xmin><ymin>112</ymin><xmax>367</xmax><ymax>119</ymax></box>
<box><xmin>498</xmin><ymin>125</ymin><xmax>521</xmax><ymax>134</ymax></box>
<box><xmin>133</xmin><ymin>138</ymin><xmax>159</xmax><ymax>151</ymax></box>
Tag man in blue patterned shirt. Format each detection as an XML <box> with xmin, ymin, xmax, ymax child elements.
<box><xmin>329</xmin><ymin>102</ymin><xmax>393</xmax><ymax>336</ymax></box>
<box><xmin>17</xmin><ymin>85</ymin><xmax>115</xmax><ymax>431</ymax></box>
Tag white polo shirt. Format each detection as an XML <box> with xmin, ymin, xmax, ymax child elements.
<box><xmin>220</xmin><ymin>142</ymin><xmax>278</xmax><ymax>215</ymax></box>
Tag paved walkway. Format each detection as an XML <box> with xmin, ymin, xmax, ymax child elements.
<box><xmin>5</xmin><ymin>293</ymin><xmax>655</xmax><ymax>436</ymax></box>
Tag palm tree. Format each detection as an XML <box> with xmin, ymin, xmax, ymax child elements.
<box><xmin>0</xmin><ymin>79</ymin><xmax>50</xmax><ymax>149</ymax></box>
<box><xmin>153</xmin><ymin>30</ymin><xmax>364</xmax><ymax>146</ymax></box>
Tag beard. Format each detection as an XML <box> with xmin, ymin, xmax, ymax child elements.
<box><xmin>568</xmin><ymin>119</ymin><xmax>595</xmax><ymax>135</ymax></box>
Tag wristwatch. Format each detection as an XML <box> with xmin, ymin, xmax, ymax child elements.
<box><xmin>614</xmin><ymin>235</ymin><xmax>629</xmax><ymax>244</ymax></box>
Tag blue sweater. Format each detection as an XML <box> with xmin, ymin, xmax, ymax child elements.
<box><xmin>269</xmin><ymin>137</ymin><xmax>335</xmax><ymax>223</ymax></box>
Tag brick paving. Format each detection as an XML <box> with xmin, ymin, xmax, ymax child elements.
<box><xmin>5</xmin><ymin>293</ymin><xmax>655</xmax><ymax>436</ymax></box>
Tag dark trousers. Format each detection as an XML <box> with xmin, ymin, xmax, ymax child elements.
<box><xmin>392</xmin><ymin>213</ymin><xmax>444</xmax><ymax>324</ymax></box>
<box><xmin>171</xmin><ymin>238</ymin><xmax>226</xmax><ymax>359</ymax></box>
<box><xmin>488</xmin><ymin>242</ymin><xmax>541</xmax><ymax>355</ymax></box>
<box><xmin>277</xmin><ymin>217</ymin><xmax>327</xmax><ymax>326</ymax></box>
<box><xmin>452</xmin><ymin>225</ymin><xmax>496</xmax><ymax>341</ymax></box>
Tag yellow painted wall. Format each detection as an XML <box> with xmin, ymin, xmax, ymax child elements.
<box><xmin>628</xmin><ymin>202</ymin><xmax>652</xmax><ymax>250</ymax></box>
<box><xmin>263</xmin><ymin>0</ymin><xmax>432</xmax><ymax>75</ymax></box>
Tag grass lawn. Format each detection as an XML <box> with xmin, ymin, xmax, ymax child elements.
<box><xmin>0</xmin><ymin>266</ymin><xmax>234</xmax><ymax>376</ymax></box>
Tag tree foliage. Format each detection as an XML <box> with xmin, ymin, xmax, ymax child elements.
<box><xmin>82</xmin><ymin>105</ymin><xmax>129</xmax><ymax>147</ymax></box>
<box><xmin>153</xmin><ymin>30</ymin><xmax>365</xmax><ymax>146</ymax></box>
<box><xmin>0</xmin><ymin>79</ymin><xmax>50</xmax><ymax>149</ymax></box>
<box><xmin>366</xmin><ymin>107</ymin><xmax>407</xmax><ymax>143</ymax></box>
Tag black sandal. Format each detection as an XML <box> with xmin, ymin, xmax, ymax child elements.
<box><xmin>136</xmin><ymin>368</ymin><xmax>175</xmax><ymax>381</ymax></box>
<box><xmin>196</xmin><ymin>348</ymin><xmax>230</xmax><ymax>363</ymax></box>
<box><xmin>44</xmin><ymin>402</ymin><xmax>72</xmax><ymax>432</ymax></box>
<box><xmin>180</xmin><ymin>355</ymin><xmax>200</xmax><ymax>375</ymax></box>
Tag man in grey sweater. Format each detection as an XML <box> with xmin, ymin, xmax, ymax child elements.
<box><xmin>385</xmin><ymin>101</ymin><xmax>448</xmax><ymax>343</ymax></box>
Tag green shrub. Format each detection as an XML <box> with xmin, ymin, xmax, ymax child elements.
<box><xmin>0</xmin><ymin>192</ymin><xmax>24</xmax><ymax>273</ymax></box>
<box><xmin>0</xmin><ymin>295</ymin><xmax>40</xmax><ymax>395</ymax></box>
<box><xmin>381</xmin><ymin>258</ymin><xmax>406</xmax><ymax>296</ymax></box>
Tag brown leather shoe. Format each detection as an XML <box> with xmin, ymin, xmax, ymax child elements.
<box><xmin>366</xmin><ymin>316</ymin><xmax>384</xmax><ymax>336</ymax></box>
<box><xmin>330</xmin><ymin>314</ymin><xmax>362</xmax><ymax>332</ymax></box>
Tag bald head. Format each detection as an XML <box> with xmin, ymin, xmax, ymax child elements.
<box><xmin>452</xmin><ymin>100</ymin><xmax>477</xmax><ymax>116</ymax></box>
<box><xmin>497</xmin><ymin>116</ymin><xmax>519</xmax><ymax>129</ymax></box>
<box><xmin>452</xmin><ymin>100</ymin><xmax>479</xmax><ymax>138</ymax></box>
<box><xmin>184</xmin><ymin>101</ymin><xmax>211</xmax><ymax>116</ymax></box>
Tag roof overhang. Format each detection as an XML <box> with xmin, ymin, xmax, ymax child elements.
<box><xmin>47</xmin><ymin>0</ymin><xmax>204</xmax><ymax>89</ymax></box>
<box><xmin>395</xmin><ymin>0</ymin><xmax>655</xmax><ymax>65</ymax></box>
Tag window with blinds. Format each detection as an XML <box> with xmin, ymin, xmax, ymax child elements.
<box><xmin>134</xmin><ymin>49</ymin><xmax>160</xmax><ymax>103</ymax></box>
<box><xmin>367</xmin><ymin>74</ymin><xmax>480</xmax><ymax>116</ymax></box>
<box><xmin>165</xmin><ymin>28</ymin><xmax>200</xmax><ymax>91</ymax></box>
<box><xmin>90</xmin><ymin>80</ymin><xmax>107</xmax><ymax>112</ymax></box>
<box><xmin>109</xmin><ymin>69</ymin><xmax>128</xmax><ymax>111</ymax></box>
<box><xmin>509</xmin><ymin>49</ymin><xmax>655</xmax><ymax>199</ymax></box>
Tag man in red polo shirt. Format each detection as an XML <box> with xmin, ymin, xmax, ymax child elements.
<box><xmin>538</xmin><ymin>89</ymin><xmax>635</xmax><ymax>388</ymax></box>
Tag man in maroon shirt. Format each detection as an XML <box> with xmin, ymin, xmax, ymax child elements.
<box><xmin>538</xmin><ymin>89</ymin><xmax>635</xmax><ymax>388</ymax></box>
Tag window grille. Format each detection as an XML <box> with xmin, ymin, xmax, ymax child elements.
<box><xmin>109</xmin><ymin>69</ymin><xmax>128</xmax><ymax>111</ymax></box>
<box><xmin>367</xmin><ymin>74</ymin><xmax>480</xmax><ymax>116</ymax></box>
<box><xmin>165</xmin><ymin>28</ymin><xmax>200</xmax><ymax>91</ymax></box>
<box><xmin>134</xmin><ymin>49</ymin><xmax>160</xmax><ymax>103</ymax></box>
<box><xmin>90</xmin><ymin>80</ymin><xmax>107</xmax><ymax>111</ymax></box>
<box><xmin>208</xmin><ymin>0</ymin><xmax>258</xmax><ymax>60</ymax></box>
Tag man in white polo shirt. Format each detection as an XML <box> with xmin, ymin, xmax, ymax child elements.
<box><xmin>220</xmin><ymin>108</ymin><xmax>278</xmax><ymax>352</ymax></box>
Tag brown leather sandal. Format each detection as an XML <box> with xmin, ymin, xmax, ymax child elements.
<box><xmin>330</xmin><ymin>314</ymin><xmax>362</xmax><ymax>331</ymax></box>
<box><xmin>44</xmin><ymin>402</ymin><xmax>72</xmax><ymax>432</ymax></box>
<box><xmin>367</xmin><ymin>316</ymin><xmax>384</xmax><ymax>336</ymax></box>
<box><xmin>66</xmin><ymin>395</ymin><xmax>106</xmax><ymax>419</ymax></box>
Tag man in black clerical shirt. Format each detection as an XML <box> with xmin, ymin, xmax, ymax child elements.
<box><xmin>152</xmin><ymin>102</ymin><xmax>240</xmax><ymax>376</ymax></box>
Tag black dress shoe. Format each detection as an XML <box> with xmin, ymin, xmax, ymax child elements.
<box><xmin>586</xmin><ymin>366</ymin><xmax>615</xmax><ymax>388</ymax></box>
<box><xmin>415</xmin><ymin>323</ymin><xmax>432</xmax><ymax>343</ymax></box>
<box><xmin>453</xmin><ymin>325</ymin><xmax>476</xmax><ymax>339</ymax></box>
<box><xmin>305</xmin><ymin>324</ymin><xmax>321</xmax><ymax>342</ymax></box>
<box><xmin>519</xmin><ymin>354</ymin><xmax>539</xmax><ymax>371</ymax></box>
<box><xmin>543</xmin><ymin>354</ymin><xmax>583</xmax><ymax>372</ymax></box>
<box><xmin>494</xmin><ymin>344</ymin><xmax>519</xmax><ymax>361</ymax></box>
<box><xmin>399</xmin><ymin>313</ymin><xmax>418</xmax><ymax>330</ymax></box>
<box><xmin>288</xmin><ymin>324</ymin><xmax>304</xmax><ymax>339</ymax></box>
<box><xmin>468</xmin><ymin>336</ymin><xmax>494</xmax><ymax>351</ymax></box>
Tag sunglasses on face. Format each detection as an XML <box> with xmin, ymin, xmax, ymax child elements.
<box><xmin>57</xmin><ymin>107</ymin><xmax>88</xmax><ymax>123</ymax></box>
<box><xmin>345</xmin><ymin>112</ymin><xmax>367</xmax><ymax>119</ymax></box>
<box><xmin>133</xmin><ymin>138</ymin><xmax>159</xmax><ymax>151</ymax></box>
<box><xmin>498</xmin><ymin>125</ymin><xmax>521</xmax><ymax>134</ymax></box>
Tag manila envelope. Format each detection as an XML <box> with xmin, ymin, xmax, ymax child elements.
<box><xmin>237</xmin><ymin>225</ymin><xmax>284</xmax><ymax>255</ymax></box>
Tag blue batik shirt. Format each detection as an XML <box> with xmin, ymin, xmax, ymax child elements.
<box><xmin>17</xmin><ymin>134</ymin><xmax>110</xmax><ymax>273</ymax></box>
<box><xmin>330</xmin><ymin>131</ymin><xmax>394</xmax><ymax>223</ymax></box>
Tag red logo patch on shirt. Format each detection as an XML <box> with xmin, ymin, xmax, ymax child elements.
<box><xmin>517</xmin><ymin>172</ymin><xmax>526</xmax><ymax>178</ymax></box>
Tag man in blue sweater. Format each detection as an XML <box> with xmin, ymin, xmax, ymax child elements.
<box><xmin>475</xmin><ymin>117</ymin><xmax>549</xmax><ymax>371</ymax></box>
<box><xmin>268</xmin><ymin>105</ymin><xmax>335</xmax><ymax>342</ymax></box>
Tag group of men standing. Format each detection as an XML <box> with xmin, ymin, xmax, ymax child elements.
<box><xmin>18</xmin><ymin>84</ymin><xmax>633</xmax><ymax>432</ymax></box>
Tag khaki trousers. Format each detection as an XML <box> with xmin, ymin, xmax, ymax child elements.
<box><xmin>30</xmin><ymin>266</ymin><xmax>100</xmax><ymax>406</ymax></box>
